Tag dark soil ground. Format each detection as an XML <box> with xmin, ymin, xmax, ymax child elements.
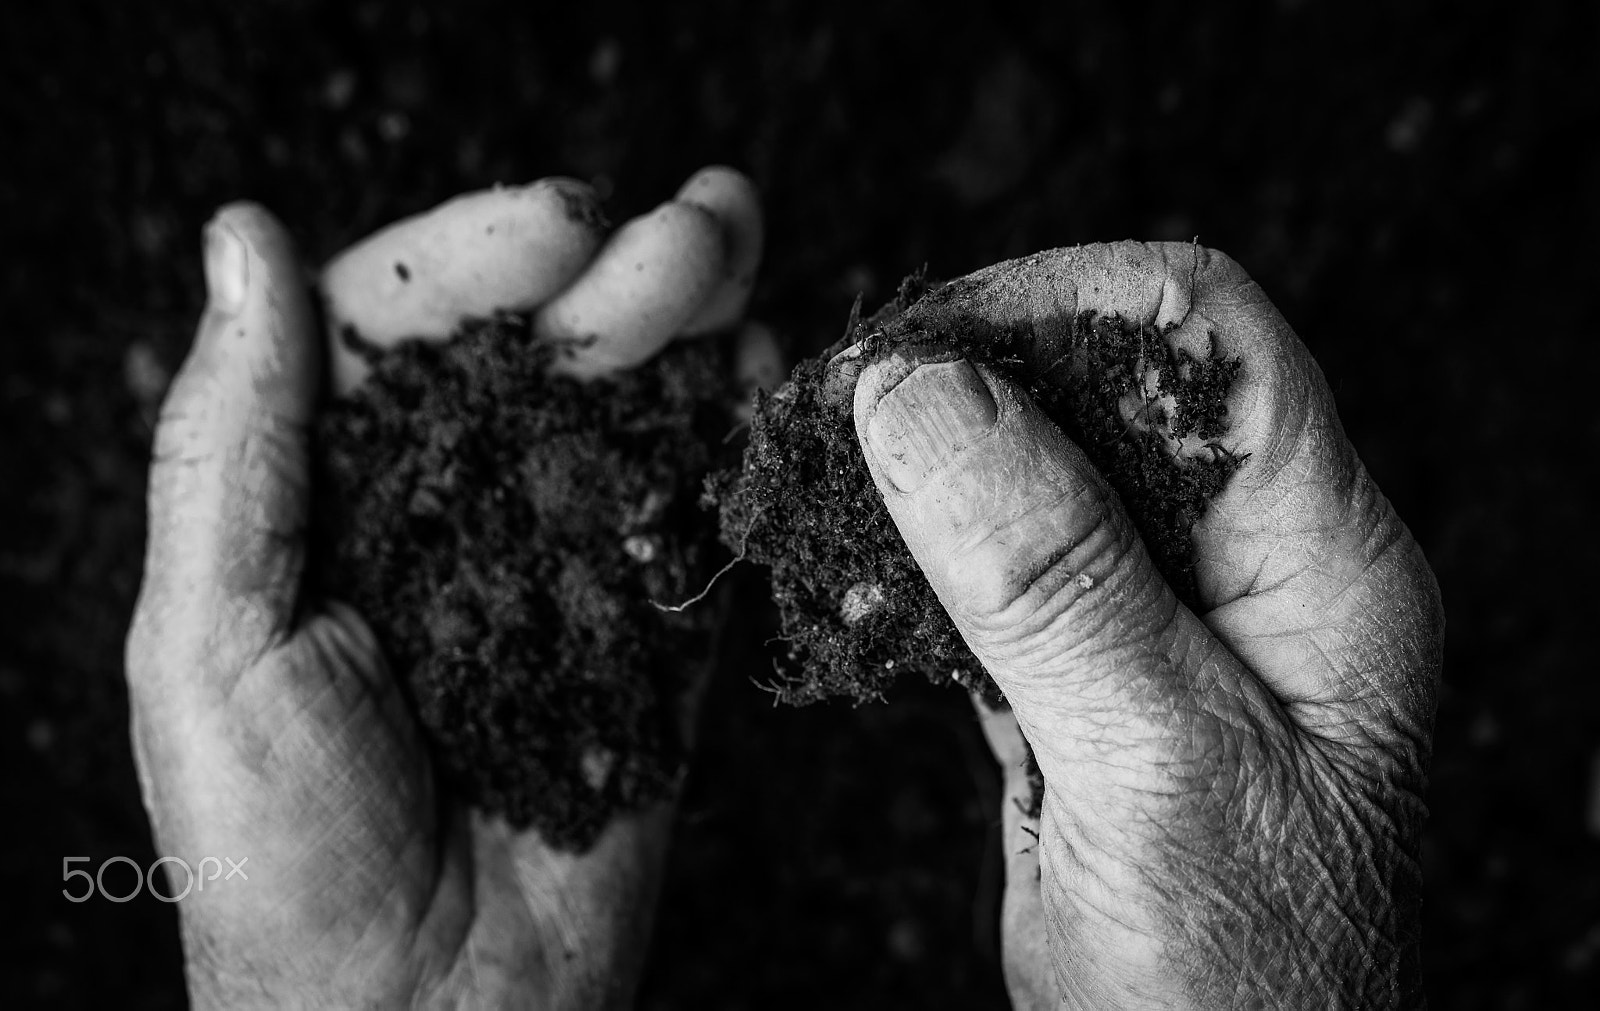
<box><xmin>3</xmin><ymin>2</ymin><xmax>1598</xmax><ymax>1007</ymax></box>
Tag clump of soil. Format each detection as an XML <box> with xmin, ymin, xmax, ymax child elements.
<box><xmin>312</xmin><ymin>314</ymin><xmax>733</xmax><ymax>851</ymax></box>
<box><xmin>710</xmin><ymin>273</ymin><xmax>1245</xmax><ymax>708</ymax></box>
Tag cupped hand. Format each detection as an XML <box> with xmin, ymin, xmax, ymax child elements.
<box><xmin>124</xmin><ymin>168</ymin><xmax>779</xmax><ymax>1008</ymax></box>
<box><xmin>845</xmin><ymin>243</ymin><xmax>1442</xmax><ymax>1008</ymax></box>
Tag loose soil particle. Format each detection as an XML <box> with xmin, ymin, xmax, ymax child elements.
<box><xmin>312</xmin><ymin>314</ymin><xmax>732</xmax><ymax>851</ymax></box>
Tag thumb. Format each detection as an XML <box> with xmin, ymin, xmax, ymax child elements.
<box><xmin>129</xmin><ymin>202</ymin><xmax>319</xmax><ymax>686</ymax></box>
<box><xmin>851</xmin><ymin>347</ymin><xmax>1261</xmax><ymax>786</ymax></box>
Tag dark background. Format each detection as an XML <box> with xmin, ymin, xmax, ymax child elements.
<box><xmin>3</xmin><ymin>0</ymin><xmax>1596</xmax><ymax>1006</ymax></box>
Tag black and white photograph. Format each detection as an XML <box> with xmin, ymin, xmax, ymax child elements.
<box><xmin>2</xmin><ymin>1</ymin><xmax>1595</xmax><ymax>1006</ymax></box>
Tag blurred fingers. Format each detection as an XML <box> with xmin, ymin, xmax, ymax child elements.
<box><xmin>321</xmin><ymin>178</ymin><xmax>607</xmax><ymax>394</ymax></box>
<box><xmin>534</xmin><ymin>200</ymin><xmax>725</xmax><ymax>379</ymax></box>
<box><xmin>674</xmin><ymin>166</ymin><xmax>763</xmax><ymax>337</ymax></box>
<box><xmin>324</xmin><ymin>168</ymin><xmax>760</xmax><ymax>390</ymax></box>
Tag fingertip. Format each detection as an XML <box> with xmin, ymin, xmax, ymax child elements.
<box><xmin>676</xmin><ymin>166</ymin><xmax>763</xmax><ymax>337</ymax></box>
<box><xmin>849</xmin><ymin>342</ymin><xmax>963</xmax><ymax>424</ymax></box>
<box><xmin>321</xmin><ymin>180</ymin><xmax>609</xmax><ymax>392</ymax></box>
<box><xmin>538</xmin><ymin>200</ymin><xmax>724</xmax><ymax>379</ymax></box>
<box><xmin>673</xmin><ymin>167</ymin><xmax>761</xmax><ymax>245</ymax></box>
<box><xmin>674</xmin><ymin>165</ymin><xmax>747</xmax><ymax>200</ymax></box>
<box><xmin>209</xmin><ymin>201</ymin><xmax>298</xmax><ymax>269</ymax></box>
<box><xmin>732</xmin><ymin>320</ymin><xmax>784</xmax><ymax>421</ymax></box>
<box><xmin>201</xmin><ymin>218</ymin><xmax>248</xmax><ymax>316</ymax></box>
<box><xmin>189</xmin><ymin>201</ymin><xmax>319</xmax><ymax>424</ymax></box>
<box><xmin>852</xmin><ymin>348</ymin><xmax>998</xmax><ymax>496</ymax></box>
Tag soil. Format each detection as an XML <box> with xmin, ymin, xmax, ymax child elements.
<box><xmin>6</xmin><ymin>3</ymin><xmax>1598</xmax><ymax>1008</ymax></box>
<box><xmin>312</xmin><ymin>315</ymin><xmax>731</xmax><ymax>851</ymax></box>
<box><xmin>712</xmin><ymin>276</ymin><xmax>1243</xmax><ymax>708</ymax></box>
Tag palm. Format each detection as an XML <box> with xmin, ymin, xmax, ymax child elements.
<box><xmin>175</xmin><ymin>605</ymin><xmax>662</xmax><ymax>1004</ymax></box>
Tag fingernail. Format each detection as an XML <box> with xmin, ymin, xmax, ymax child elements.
<box><xmin>203</xmin><ymin>220</ymin><xmax>248</xmax><ymax>315</ymax></box>
<box><xmin>865</xmin><ymin>359</ymin><xmax>998</xmax><ymax>493</ymax></box>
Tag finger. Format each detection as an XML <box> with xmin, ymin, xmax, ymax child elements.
<box><xmin>674</xmin><ymin>166</ymin><xmax>763</xmax><ymax>337</ymax></box>
<box><xmin>533</xmin><ymin>201</ymin><xmax>725</xmax><ymax>380</ymax></box>
<box><xmin>890</xmin><ymin>242</ymin><xmax>1441</xmax><ymax>730</ymax></box>
<box><xmin>130</xmin><ymin>203</ymin><xmax>318</xmax><ymax>681</ymax></box>
<box><xmin>731</xmin><ymin>319</ymin><xmax>784</xmax><ymax>422</ymax></box>
<box><xmin>972</xmin><ymin>699</ymin><xmax>1059</xmax><ymax>1010</ymax></box>
<box><xmin>321</xmin><ymin>178</ymin><xmax>607</xmax><ymax>394</ymax></box>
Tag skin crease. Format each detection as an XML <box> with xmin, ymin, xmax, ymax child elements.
<box><xmin>128</xmin><ymin>205</ymin><xmax>1436</xmax><ymax>1006</ymax></box>
<box><xmin>849</xmin><ymin>242</ymin><xmax>1442</xmax><ymax>1009</ymax></box>
<box><xmin>124</xmin><ymin>172</ymin><xmax>774</xmax><ymax>1007</ymax></box>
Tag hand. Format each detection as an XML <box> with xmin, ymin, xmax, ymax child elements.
<box><xmin>124</xmin><ymin>169</ymin><xmax>779</xmax><ymax>1007</ymax></box>
<box><xmin>846</xmin><ymin>243</ymin><xmax>1442</xmax><ymax>1008</ymax></box>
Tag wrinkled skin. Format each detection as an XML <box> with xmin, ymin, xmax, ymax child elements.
<box><xmin>124</xmin><ymin>183</ymin><xmax>778</xmax><ymax>1007</ymax></box>
<box><xmin>847</xmin><ymin>242</ymin><xmax>1442</xmax><ymax>1009</ymax></box>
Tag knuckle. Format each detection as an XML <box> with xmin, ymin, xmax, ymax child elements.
<box><xmin>948</xmin><ymin>479</ymin><xmax>1111</xmax><ymax>621</ymax></box>
<box><xmin>954</xmin><ymin>489</ymin><xmax>1157</xmax><ymax>674</ymax></box>
<box><xmin>142</xmin><ymin>396</ymin><xmax>307</xmax><ymax>613</ymax></box>
<box><xmin>150</xmin><ymin>371</ymin><xmax>221</xmax><ymax>466</ymax></box>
